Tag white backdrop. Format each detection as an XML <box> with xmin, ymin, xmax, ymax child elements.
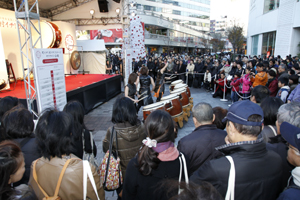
<box><xmin>79</xmin><ymin>52</ymin><xmax>106</xmax><ymax>74</ymax></box>
<box><xmin>0</xmin><ymin>30</ymin><xmax>9</xmax><ymax>90</ymax></box>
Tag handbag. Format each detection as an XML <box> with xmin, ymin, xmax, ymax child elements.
<box><xmin>83</xmin><ymin>160</ymin><xmax>100</xmax><ymax>200</ymax></box>
<box><xmin>178</xmin><ymin>153</ymin><xmax>189</xmax><ymax>195</ymax></box>
<box><xmin>98</xmin><ymin>126</ymin><xmax>123</xmax><ymax>191</ymax></box>
<box><xmin>33</xmin><ymin>158</ymin><xmax>76</xmax><ymax>200</ymax></box>
<box><xmin>82</xmin><ymin>129</ymin><xmax>98</xmax><ymax>168</ymax></box>
<box><xmin>225</xmin><ymin>156</ymin><xmax>236</xmax><ymax>200</ymax></box>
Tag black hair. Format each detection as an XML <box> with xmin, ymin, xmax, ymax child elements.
<box><xmin>289</xmin><ymin>74</ymin><xmax>299</xmax><ymax>84</ymax></box>
<box><xmin>63</xmin><ymin>101</ymin><xmax>87</xmax><ymax>141</ymax></box>
<box><xmin>293</xmin><ymin>63</ymin><xmax>300</xmax><ymax>70</ymax></box>
<box><xmin>235</xmin><ymin>72</ymin><xmax>241</xmax><ymax>78</ymax></box>
<box><xmin>2</xmin><ymin>107</ymin><xmax>34</xmax><ymax>139</ymax></box>
<box><xmin>128</xmin><ymin>73</ymin><xmax>138</xmax><ymax>85</ymax></box>
<box><xmin>112</xmin><ymin>97</ymin><xmax>138</xmax><ymax>126</ymax></box>
<box><xmin>267</xmin><ymin>69</ymin><xmax>277</xmax><ymax>77</ymax></box>
<box><xmin>212</xmin><ymin>107</ymin><xmax>228</xmax><ymax>130</ymax></box>
<box><xmin>0</xmin><ymin>96</ymin><xmax>19</xmax><ymax>120</ymax></box>
<box><xmin>278</xmin><ymin>77</ymin><xmax>289</xmax><ymax>86</ymax></box>
<box><xmin>0</xmin><ymin>140</ymin><xmax>24</xmax><ymax>200</ymax></box>
<box><xmin>35</xmin><ymin>109</ymin><xmax>74</xmax><ymax>160</ymax></box>
<box><xmin>231</xmin><ymin>114</ymin><xmax>263</xmax><ymax>137</ymax></box>
<box><xmin>260</xmin><ymin>97</ymin><xmax>284</xmax><ymax>126</ymax></box>
<box><xmin>226</xmin><ymin>60</ymin><xmax>231</xmax><ymax>65</ymax></box>
<box><xmin>256</xmin><ymin>62</ymin><xmax>264</xmax><ymax>68</ymax></box>
<box><xmin>138</xmin><ymin>110</ymin><xmax>174</xmax><ymax>176</ymax></box>
<box><xmin>251</xmin><ymin>85</ymin><xmax>270</xmax><ymax>103</ymax></box>
<box><xmin>237</xmin><ymin>61</ymin><xmax>243</xmax><ymax>66</ymax></box>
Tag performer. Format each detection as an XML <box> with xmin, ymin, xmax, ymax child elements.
<box><xmin>138</xmin><ymin>66</ymin><xmax>155</xmax><ymax>110</ymax></box>
<box><xmin>125</xmin><ymin>73</ymin><xmax>139</xmax><ymax>112</ymax></box>
<box><xmin>105</xmin><ymin>60</ymin><xmax>112</xmax><ymax>74</ymax></box>
<box><xmin>154</xmin><ymin>62</ymin><xmax>169</xmax><ymax>102</ymax></box>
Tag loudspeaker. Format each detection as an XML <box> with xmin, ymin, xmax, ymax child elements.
<box><xmin>113</xmin><ymin>0</ymin><xmax>120</xmax><ymax>3</ymax></box>
<box><xmin>98</xmin><ymin>0</ymin><xmax>108</xmax><ymax>12</ymax></box>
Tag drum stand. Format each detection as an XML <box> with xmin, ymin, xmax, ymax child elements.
<box><xmin>173</xmin><ymin>113</ymin><xmax>184</xmax><ymax>128</ymax></box>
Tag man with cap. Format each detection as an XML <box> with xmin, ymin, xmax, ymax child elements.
<box><xmin>190</xmin><ymin>100</ymin><xmax>283</xmax><ymax>200</ymax></box>
<box><xmin>277</xmin><ymin>122</ymin><xmax>300</xmax><ymax>200</ymax></box>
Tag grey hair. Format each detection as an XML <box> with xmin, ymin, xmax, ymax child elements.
<box><xmin>192</xmin><ymin>103</ymin><xmax>213</xmax><ymax>123</ymax></box>
<box><xmin>277</xmin><ymin>102</ymin><xmax>300</xmax><ymax>127</ymax></box>
<box><xmin>279</xmin><ymin>64</ymin><xmax>287</xmax><ymax>71</ymax></box>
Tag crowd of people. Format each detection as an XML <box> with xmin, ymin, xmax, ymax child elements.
<box><xmin>0</xmin><ymin>52</ymin><xmax>300</xmax><ymax>200</ymax></box>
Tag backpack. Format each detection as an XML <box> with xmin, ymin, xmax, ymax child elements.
<box><xmin>33</xmin><ymin>158</ymin><xmax>75</xmax><ymax>200</ymax></box>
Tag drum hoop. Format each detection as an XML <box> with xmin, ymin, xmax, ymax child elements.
<box><xmin>143</xmin><ymin>105</ymin><xmax>165</xmax><ymax>111</ymax></box>
<box><xmin>171</xmin><ymin>111</ymin><xmax>184</xmax><ymax>118</ymax></box>
<box><xmin>46</xmin><ymin>22</ymin><xmax>56</xmax><ymax>48</ymax></box>
<box><xmin>170</xmin><ymin>89</ymin><xmax>186</xmax><ymax>94</ymax></box>
<box><xmin>171</xmin><ymin>80</ymin><xmax>183</xmax><ymax>85</ymax></box>
<box><xmin>161</xmin><ymin>94</ymin><xmax>179</xmax><ymax>101</ymax></box>
<box><xmin>143</xmin><ymin>103</ymin><xmax>165</xmax><ymax>111</ymax></box>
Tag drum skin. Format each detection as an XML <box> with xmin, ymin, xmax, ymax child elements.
<box><xmin>143</xmin><ymin>105</ymin><xmax>165</xmax><ymax>120</ymax></box>
<box><xmin>48</xmin><ymin>22</ymin><xmax>62</xmax><ymax>48</ymax></box>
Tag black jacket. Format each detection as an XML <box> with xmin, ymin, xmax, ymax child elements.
<box><xmin>123</xmin><ymin>154</ymin><xmax>190</xmax><ymax>200</ymax></box>
<box><xmin>177</xmin><ymin>124</ymin><xmax>226</xmax><ymax>174</ymax></box>
<box><xmin>13</xmin><ymin>136</ymin><xmax>40</xmax><ymax>186</ymax></box>
<box><xmin>194</xmin><ymin>62</ymin><xmax>206</xmax><ymax>73</ymax></box>
<box><xmin>178</xmin><ymin>64</ymin><xmax>187</xmax><ymax>73</ymax></box>
<box><xmin>147</xmin><ymin>61</ymin><xmax>155</xmax><ymax>71</ymax></box>
<box><xmin>191</xmin><ymin>141</ymin><xmax>283</xmax><ymax>200</ymax></box>
<box><xmin>72</xmin><ymin>129</ymin><xmax>97</xmax><ymax>160</ymax></box>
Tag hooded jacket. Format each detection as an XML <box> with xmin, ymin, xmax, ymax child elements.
<box><xmin>276</xmin><ymin>85</ymin><xmax>290</xmax><ymax>103</ymax></box>
<box><xmin>103</xmin><ymin>121</ymin><xmax>146</xmax><ymax>178</ymax></box>
<box><xmin>191</xmin><ymin>140</ymin><xmax>283</xmax><ymax>200</ymax></box>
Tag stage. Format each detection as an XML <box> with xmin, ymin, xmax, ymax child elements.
<box><xmin>0</xmin><ymin>74</ymin><xmax>122</xmax><ymax>113</ymax></box>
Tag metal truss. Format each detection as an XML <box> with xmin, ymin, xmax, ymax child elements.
<box><xmin>63</xmin><ymin>17</ymin><xmax>122</xmax><ymax>25</ymax></box>
<box><xmin>46</xmin><ymin>0</ymin><xmax>94</xmax><ymax>18</ymax></box>
<box><xmin>13</xmin><ymin>0</ymin><xmax>42</xmax><ymax>116</ymax></box>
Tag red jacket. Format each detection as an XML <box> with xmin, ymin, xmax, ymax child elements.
<box><xmin>216</xmin><ymin>78</ymin><xmax>227</xmax><ymax>92</ymax></box>
<box><xmin>268</xmin><ymin>78</ymin><xmax>278</xmax><ymax>97</ymax></box>
<box><xmin>230</xmin><ymin>77</ymin><xmax>240</xmax><ymax>93</ymax></box>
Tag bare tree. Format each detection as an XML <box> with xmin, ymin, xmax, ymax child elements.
<box><xmin>210</xmin><ymin>33</ymin><xmax>225</xmax><ymax>53</ymax></box>
<box><xmin>227</xmin><ymin>25</ymin><xmax>244</xmax><ymax>54</ymax></box>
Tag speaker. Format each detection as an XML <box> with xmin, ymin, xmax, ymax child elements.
<box><xmin>113</xmin><ymin>0</ymin><xmax>120</xmax><ymax>3</ymax></box>
<box><xmin>98</xmin><ymin>0</ymin><xmax>108</xmax><ymax>12</ymax></box>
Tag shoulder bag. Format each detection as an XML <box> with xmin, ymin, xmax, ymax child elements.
<box><xmin>178</xmin><ymin>153</ymin><xmax>189</xmax><ymax>194</ymax></box>
<box><xmin>225</xmin><ymin>156</ymin><xmax>236</xmax><ymax>200</ymax></box>
<box><xmin>83</xmin><ymin>160</ymin><xmax>100</xmax><ymax>200</ymax></box>
<box><xmin>98</xmin><ymin>126</ymin><xmax>123</xmax><ymax>191</ymax></box>
<box><xmin>82</xmin><ymin>129</ymin><xmax>98</xmax><ymax>168</ymax></box>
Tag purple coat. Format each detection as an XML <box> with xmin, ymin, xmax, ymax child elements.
<box><xmin>288</xmin><ymin>84</ymin><xmax>300</xmax><ymax>102</ymax></box>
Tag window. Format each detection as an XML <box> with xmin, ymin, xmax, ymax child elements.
<box><xmin>251</xmin><ymin>35</ymin><xmax>259</xmax><ymax>55</ymax></box>
<box><xmin>262</xmin><ymin>32</ymin><xmax>276</xmax><ymax>57</ymax></box>
<box><xmin>263</xmin><ymin>0</ymin><xmax>280</xmax><ymax>14</ymax></box>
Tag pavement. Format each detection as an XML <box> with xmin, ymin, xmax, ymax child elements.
<box><xmin>84</xmin><ymin>82</ymin><xmax>231</xmax><ymax>200</ymax></box>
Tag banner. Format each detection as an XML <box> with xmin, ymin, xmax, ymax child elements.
<box><xmin>76</xmin><ymin>29</ymin><xmax>123</xmax><ymax>43</ymax></box>
<box><xmin>0</xmin><ymin>30</ymin><xmax>9</xmax><ymax>91</ymax></box>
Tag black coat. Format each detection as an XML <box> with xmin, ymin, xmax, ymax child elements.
<box><xmin>178</xmin><ymin>64</ymin><xmax>186</xmax><ymax>74</ymax></box>
<box><xmin>13</xmin><ymin>136</ymin><xmax>40</xmax><ymax>186</ymax></box>
<box><xmin>123</xmin><ymin>154</ymin><xmax>190</xmax><ymax>200</ymax></box>
<box><xmin>191</xmin><ymin>141</ymin><xmax>283</xmax><ymax>200</ymax></box>
<box><xmin>147</xmin><ymin>61</ymin><xmax>155</xmax><ymax>71</ymax></box>
<box><xmin>177</xmin><ymin>124</ymin><xmax>226</xmax><ymax>174</ymax></box>
<box><xmin>194</xmin><ymin>62</ymin><xmax>206</xmax><ymax>73</ymax></box>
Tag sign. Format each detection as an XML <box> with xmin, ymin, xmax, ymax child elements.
<box><xmin>124</xmin><ymin>50</ymin><xmax>132</xmax><ymax>86</ymax></box>
<box><xmin>0</xmin><ymin>30</ymin><xmax>9</xmax><ymax>90</ymax></box>
<box><xmin>76</xmin><ymin>29</ymin><xmax>123</xmax><ymax>43</ymax></box>
<box><xmin>33</xmin><ymin>48</ymin><xmax>67</xmax><ymax>113</ymax></box>
<box><xmin>65</xmin><ymin>34</ymin><xmax>74</xmax><ymax>51</ymax></box>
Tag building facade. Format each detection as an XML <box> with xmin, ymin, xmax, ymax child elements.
<box><xmin>247</xmin><ymin>0</ymin><xmax>300</xmax><ymax>57</ymax></box>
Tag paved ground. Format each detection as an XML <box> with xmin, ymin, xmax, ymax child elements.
<box><xmin>85</xmin><ymin>83</ymin><xmax>231</xmax><ymax>200</ymax></box>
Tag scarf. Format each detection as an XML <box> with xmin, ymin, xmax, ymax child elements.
<box><xmin>292</xmin><ymin>166</ymin><xmax>300</xmax><ymax>187</ymax></box>
<box><xmin>157</xmin><ymin>146</ymin><xmax>179</xmax><ymax>162</ymax></box>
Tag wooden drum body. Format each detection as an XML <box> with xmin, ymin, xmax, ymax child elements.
<box><xmin>32</xmin><ymin>21</ymin><xmax>62</xmax><ymax>48</ymax></box>
<box><xmin>161</xmin><ymin>94</ymin><xmax>183</xmax><ymax>118</ymax></box>
<box><xmin>174</xmin><ymin>83</ymin><xmax>193</xmax><ymax>106</ymax></box>
<box><xmin>143</xmin><ymin>102</ymin><xmax>165</xmax><ymax>121</ymax></box>
<box><xmin>171</xmin><ymin>88</ymin><xmax>191</xmax><ymax>118</ymax></box>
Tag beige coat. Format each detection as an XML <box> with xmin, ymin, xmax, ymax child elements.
<box><xmin>29</xmin><ymin>154</ymin><xmax>105</xmax><ymax>200</ymax></box>
<box><xmin>186</xmin><ymin>63</ymin><xmax>195</xmax><ymax>76</ymax></box>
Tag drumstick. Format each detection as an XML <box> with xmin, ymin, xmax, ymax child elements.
<box><xmin>138</xmin><ymin>95</ymin><xmax>149</xmax><ymax>102</ymax></box>
<box><xmin>139</xmin><ymin>91</ymin><xmax>147</xmax><ymax>97</ymax></box>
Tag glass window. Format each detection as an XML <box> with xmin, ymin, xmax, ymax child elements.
<box><xmin>261</xmin><ymin>31</ymin><xmax>276</xmax><ymax>57</ymax></box>
<box><xmin>251</xmin><ymin>35</ymin><xmax>259</xmax><ymax>55</ymax></box>
<box><xmin>263</xmin><ymin>0</ymin><xmax>280</xmax><ymax>14</ymax></box>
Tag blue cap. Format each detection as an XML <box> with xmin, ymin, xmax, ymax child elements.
<box><xmin>222</xmin><ymin>100</ymin><xmax>264</xmax><ymax>126</ymax></box>
<box><xmin>281</xmin><ymin>122</ymin><xmax>300</xmax><ymax>151</ymax></box>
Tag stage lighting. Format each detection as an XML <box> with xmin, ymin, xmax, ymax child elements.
<box><xmin>131</xmin><ymin>12</ymin><xmax>136</xmax><ymax>16</ymax></box>
<box><xmin>116</xmin><ymin>8</ymin><xmax>120</xmax><ymax>14</ymax></box>
<box><xmin>90</xmin><ymin>9</ymin><xmax>95</xmax><ymax>18</ymax></box>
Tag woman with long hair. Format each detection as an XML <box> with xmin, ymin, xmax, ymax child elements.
<box><xmin>63</xmin><ymin>101</ymin><xmax>97</xmax><ymax>159</ymax></box>
<box><xmin>103</xmin><ymin>97</ymin><xmax>146</xmax><ymax>199</ymax></box>
<box><xmin>154</xmin><ymin>62</ymin><xmax>169</xmax><ymax>102</ymax></box>
<box><xmin>138</xmin><ymin>66</ymin><xmax>155</xmax><ymax>108</ymax></box>
<box><xmin>123</xmin><ymin>110</ymin><xmax>189</xmax><ymax>200</ymax></box>
<box><xmin>105</xmin><ymin>60</ymin><xmax>113</xmax><ymax>74</ymax></box>
<box><xmin>0</xmin><ymin>140</ymin><xmax>36</xmax><ymax>200</ymax></box>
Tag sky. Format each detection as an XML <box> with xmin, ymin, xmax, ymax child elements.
<box><xmin>210</xmin><ymin>0</ymin><xmax>250</xmax><ymax>35</ymax></box>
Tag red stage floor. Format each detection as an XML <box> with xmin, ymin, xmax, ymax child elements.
<box><xmin>0</xmin><ymin>74</ymin><xmax>118</xmax><ymax>99</ymax></box>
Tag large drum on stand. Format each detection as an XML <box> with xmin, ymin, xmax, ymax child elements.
<box><xmin>169</xmin><ymin>80</ymin><xmax>183</xmax><ymax>91</ymax></box>
<box><xmin>32</xmin><ymin>21</ymin><xmax>62</xmax><ymax>48</ymax></box>
<box><xmin>173</xmin><ymin>83</ymin><xmax>193</xmax><ymax>106</ymax></box>
<box><xmin>143</xmin><ymin>102</ymin><xmax>165</xmax><ymax>121</ymax></box>
<box><xmin>171</xmin><ymin>88</ymin><xmax>191</xmax><ymax>118</ymax></box>
<box><xmin>161</xmin><ymin>94</ymin><xmax>185</xmax><ymax>128</ymax></box>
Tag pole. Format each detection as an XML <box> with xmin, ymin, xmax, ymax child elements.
<box><xmin>220</xmin><ymin>78</ymin><xmax>228</xmax><ymax>102</ymax></box>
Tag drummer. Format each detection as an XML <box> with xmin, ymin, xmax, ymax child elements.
<box><xmin>138</xmin><ymin>66</ymin><xmax>155</xmax><ymax>111</ymax></box>
<box><xmin>154</xmin><ymin>62</ymin><xmax>169</xmax><ymax>102</ymax></box>
<box><xmin>125</xmin><ymin>73</ymin><xmax>139</xmax><ymax>112</ymax></box>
